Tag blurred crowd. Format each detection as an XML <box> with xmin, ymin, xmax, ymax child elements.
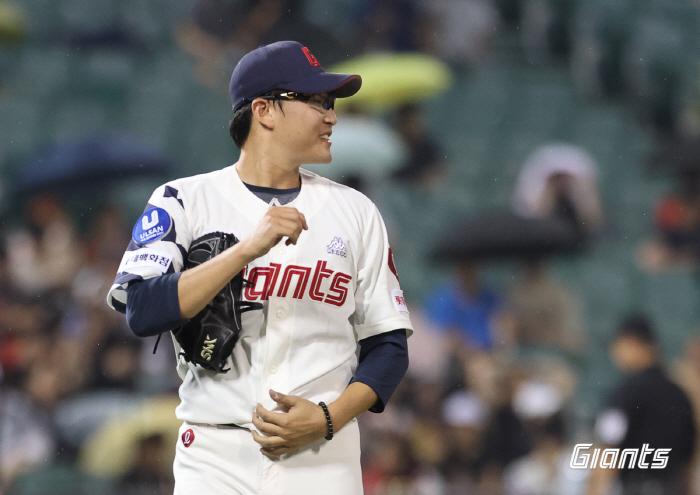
<box><xmin>3</xmin><ymin>0</ymin><xmax>700</xmax><ymax>494</ymax></box>
<box><xmin>0</xmin><ymin>194</ymin><xmax>181</xmax><ymax>494</ymax></box>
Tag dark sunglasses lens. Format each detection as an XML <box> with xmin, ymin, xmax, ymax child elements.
<box><xmin>324</xmin><ymin>97</ymin><xmax>336</xmax><ymax>111</ymax></box>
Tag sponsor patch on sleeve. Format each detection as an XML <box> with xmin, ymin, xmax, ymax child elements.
<box><xmin>132</xmin><ymin>207</ymin><xmax>172</xmax><ymax>244</ymax></box>
<box><xmin>117</xmin><ymin>248</ymin><xmax>173</xmax><ymax>274</ymax></box>
<box><xmin>391</xmin><ymin>289</ymin><xmax>409</xmax><ymax>313</ymax></box>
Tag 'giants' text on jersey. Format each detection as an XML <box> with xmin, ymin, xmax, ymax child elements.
<box><xmin>244</xmin><ymin>261</ymin><xmax>351</xmax><ymax>306</ymax></box>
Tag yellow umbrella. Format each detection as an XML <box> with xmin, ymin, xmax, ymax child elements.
<box><xmin>79</xmin><ymin>395</ymin><xmax>182</xmax><ymax>478</ymax></box>
<box><xmin>330</xmin><ymin>52</ymin><xmax>453</xmax><ymax>113</ymax></box>
<box><xmin>0</xmin><ymin>2</ymin><xmax>24</xmax><ymax>44</ymax></box>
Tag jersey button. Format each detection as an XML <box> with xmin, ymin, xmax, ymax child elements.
<box><xmin>270</xmin><ymin>365</ymin><xmax>278</xmax><ymax>374</ymax></box>
<box><xmin>276</xmin><ymin>309</ymin><xmax>285</xmax><ymax>318</ymax></box>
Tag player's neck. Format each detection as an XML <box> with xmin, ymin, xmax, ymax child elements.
<box><xmin>235</xmin><ymin>149</ymin><xmax>301</xmax><ymax>189</ymax></box>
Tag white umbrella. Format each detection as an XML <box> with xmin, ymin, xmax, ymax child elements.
<box><xmin>302</xmin><ymin>115</ymin><xmax>407</xmax><ymax>182</ymax></box>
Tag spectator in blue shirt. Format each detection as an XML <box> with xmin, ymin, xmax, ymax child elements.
<box><xmin>424</xmin><ymin>262</ymin><xmax>503</xmax><ymax>351</ymax></box>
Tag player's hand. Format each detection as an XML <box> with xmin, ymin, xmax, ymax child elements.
<box><xmin>251</xmin><ymin>389</ymin><xmax>328</xmax><ymax>457</ymax></box>
<box><xmin>238</xmin><ymin>207</ymin><xmax>308</xmax><ymax>262</ymax></box>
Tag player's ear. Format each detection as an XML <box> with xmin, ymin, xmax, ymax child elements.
<box><xmin>250</xmin><ymin>98</ymin><xmax>276</xmax><ymax>130</ymax></box>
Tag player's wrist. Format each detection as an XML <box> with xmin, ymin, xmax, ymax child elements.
<box><xmin>318</xmin><ymin>402</ymin><xmax>334</xmax><ymax>440</ymax></box>
<box><xmin>232</xmin><ymin>238</ymin><xmax>260</xmax><ymax>265</ymax></box>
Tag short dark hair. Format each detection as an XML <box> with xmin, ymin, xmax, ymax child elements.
<box><xmin>230</xmin><ymin>102</ymin><xmax>253</xmax><ymax>149</ymax></box>
<box><xmin>229</xmin><ymin>90</ymin><xmax>285</xmax><ymax>149</ymax></box>
<box><xmin>616</xmin><ymin>314</ymin><xmax>657</xmax><ymax>346</ymax></box>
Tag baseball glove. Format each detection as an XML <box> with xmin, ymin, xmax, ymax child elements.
<box><xmin>172</xmin><ymin>231</ymin><xmax>262</xmax><ymax>372</ymax></box>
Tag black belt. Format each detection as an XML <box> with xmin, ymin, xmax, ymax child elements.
<box><xmin>185</xmin><ymin>421</ymin><xmax>248</xmax><ymax>430</ymax></box>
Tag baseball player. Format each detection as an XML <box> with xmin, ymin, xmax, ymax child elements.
<box><xmin>107</xmin><ymin>40</ymin><xmax>413</xmax><ymax>495</ymax></box>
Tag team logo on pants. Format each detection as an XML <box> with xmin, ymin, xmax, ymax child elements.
<box><xmin>182</xmin><ymin>429</ymin><xmax>195</xmax><ymax>447</ymax></box>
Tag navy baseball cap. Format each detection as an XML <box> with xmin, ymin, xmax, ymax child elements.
<box><xmin>229</xmin><ymin>41</ymin><xmax>362</xmax><ymax>112</ymax></box>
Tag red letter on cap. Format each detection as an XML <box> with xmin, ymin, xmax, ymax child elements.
<box><xmin>302</xmin><ymin>47</ymin><xmax>321</xmax><ymax>67</ymax></box>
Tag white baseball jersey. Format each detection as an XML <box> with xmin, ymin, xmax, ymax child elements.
<box><xmin>107</xmin><ymin>165</ymin><xmax>413</xmax><ymax>428</ymax></box>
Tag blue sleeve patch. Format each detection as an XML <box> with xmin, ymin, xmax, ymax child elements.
<box><xmin>132</xmin><ymin>207</ymin><xmax>172</xmax><ymax>244</ymax></box>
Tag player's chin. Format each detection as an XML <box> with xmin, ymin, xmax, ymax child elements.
<box><xmin>307</xmin><ymin>150</ymin><xmax>333</xmax><ymax>164</ymax></box>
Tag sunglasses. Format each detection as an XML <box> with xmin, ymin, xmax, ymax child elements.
<box><xmin>258</xmin><ymin>92</ymin><xmax>336</xmax><ymax>112</ymax></box>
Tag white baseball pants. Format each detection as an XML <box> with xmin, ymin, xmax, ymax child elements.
<box><xmin>173</xmin><ymin>419</ymin><xmax>363</xmax><ymax>495</ymax></box>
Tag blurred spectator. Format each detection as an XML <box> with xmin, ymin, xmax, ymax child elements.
<box><xmin>5</xmin><ymin>194</ymin><xmax>82</xmax><ymax>295</ymax></box>
<box><xmin>423</xmin><ymin>261</ymin><xmax>506</xmax><ymax>353</ymax></box>
<box><xmin>480</xmin><ymin>366</ymin><xmax>532</xmax><ymax>473</ymax></box>
<box><xmin>570</xmin><ymin>7</ymin><xmax>629</xmax><ymax>101</ymax></box>
<box><xmin>656</xmin><ymin>173</ymin><xmax>700</xmax><ymax>252</ymax></box>
<box><xmin>404</xmin><ymin>305</ymin><xmax>449</xmax><ymax>385</ymax></box>
<box><xmin>0</xmin><ymin>385</ymin><xmax>56</xmax><ymax>491</ymax></box>
<box><xmin>175</xmin><ymin>0</ymin><xmax>345</xmax><ymax>92</ymax></box>
<box><xmin>90</xmin><ymin>332</ymin><xmax>141</xmax><ymax>391</ymax></box>
<box><xmin>360</xmin><ymin>376</ymin><xmax>448</xmax><ymax>495</ymax></box>
<box><xmin>513</xmin><ymin>380</ymin><xmax>564</xmax><ymax>424</ymax></box>
<box><xmin>520</xmin><ymin>0</ymin><xmax>575</xmax><ymax>65</ymax></box>
<box><xmin>503</xmin><ymin>409</ymin><xmax>587</xmax><ymax>495</ymax></box>
<box><xmin>75</xmin><ymin>204</ymin><xmax>132</xmax><ymax>307</ymax></box>
<box><xmin>57</xmin><ymin>0</ymin><xmax>152</xmax><ymax>50</ymax></box>
<box><xmin>0</xmin><ymin>268</ymin><xmax>62</xmax><ymax>490</ymax></box>
<box><xmin>423</xmin><ymin>262</ymin><xmax>510</xmax><ymax>399</ymax></box>
<box><xmin>512</xmin><ymin>143</ymin><xmax>604</xmax><ymax>242</ymax></box>
<box><xmin>638</xmin><ymin>169</ymin><xmax>700</xmax><ymax>273</ymax></box>
<box><xmin>352</xmin><ymin>0</ymin><xmax>429</xmax><ymax>54</ymax></box>
<box><xmin>400</xmin><ymin>381</ymin><xmax>450</xmax><ymax>494</ymax></box>
<box><xmin>500</xmin><ymin>364</ymin><xmax>583</xmax><ymax>494</ymax></box>
<box><xmin>439</xmin><ymin>390</ymin><xmax>490</xmax><ymax>492</ymax></box>
<box><xmin>622</xmin><ymin>18</ymin><xmax>685</xmax><ymax>140</ymax></box>
<box><xmin>0</xmin><ymin>294</ymin><xmax>52</xmax><ymax>386</ymax></box>
<box><xmin>463</xmin><ymin>351</ymin><xmax>507</xmax><ymax>407</ymax></box>
<box><xmin>495</xmin><ymin>0</ymin><xmax>524</xmax><ymax>29</ymax></box>
<box><xmin>507</xmin><ymin>260</ymin><xmax>587</xmax><ymax>355</ymax></box>
<box><xmin>117</xmin><ymin>433</ymin><xmax>174</xmax><ymax>495</ymax></box>
<box><xmin>391</xmin><ymin>104</ymin><xmax>448</xmax><ymax>189</ymax></box>
<box><xmin>362</xmin><ymin>431</ymin><xmax>420</xmax><ymax>495</ymax></box>
<box><xmin>480</xmin><ymin>413</ymin><xmax>530</xmax><ymax>492</ymax></box>
<box><xmin>421</xmin><ymin>0</ymin><xmax>499</xmax><ymax>70</ymax></box>
<box><xmin>587</xmin><ymin>315</ymin><xmax>695</xmax><ymax>495</ymax></box>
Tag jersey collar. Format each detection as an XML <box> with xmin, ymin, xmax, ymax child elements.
<box><xmin>215</xmin><ymin>165</ymin><xmax>330</xmax><ymax>223</ymax></box>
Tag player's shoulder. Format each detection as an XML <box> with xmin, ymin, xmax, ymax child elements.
<box><xmin>149</xmin><ymin>166</ymin><xmax>235</xmax><ymax>207</ymax></box>
<box><xmin>161</xmin><ymin>166</ymin><xmax>232</xmax><ymax>192</ymax></box>
<box><xmin>300</xmin><ymin>168</ymin><xmax>376</xmax><ymax>211</ymax></box>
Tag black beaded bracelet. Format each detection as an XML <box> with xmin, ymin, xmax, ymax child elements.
<box><xmin>318</xmin><ymin>401</ymin><xmax>334</xmax><ymax>440</ymax></box>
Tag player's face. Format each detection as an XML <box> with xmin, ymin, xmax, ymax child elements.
<box><xmin>611</xmin><ymin>336</ymin><xmax>655</xmax><ymax>372</ymax></box>
<box><xmin>274</xmin><ymin>93</ymin><xmax>337</xmax><ymax>165</ymax></box>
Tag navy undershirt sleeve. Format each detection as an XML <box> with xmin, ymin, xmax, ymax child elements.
<box><xmin>124</xmin><ymin>187</ymin><xmax>297</xmax><ymax>338</ymax></box>
<box><xmin>351</xmin><ymin>329</ymin><xmax>409</xmax><ymax>413</ymax></box>
<box><xmin>126</xmin><ymin>272</ymin><xmax>409</xmax><ymax>411</ymax></box>
<box><xmin>126</xmin><ymin>272</ymin><xmax>187</xmax><ymax>337</ymax></box>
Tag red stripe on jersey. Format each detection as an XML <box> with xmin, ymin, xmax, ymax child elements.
<box><xmin>388</xmin><ymin>247</ymin><xmax>399</xmax><ymax>282</ymax></box>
